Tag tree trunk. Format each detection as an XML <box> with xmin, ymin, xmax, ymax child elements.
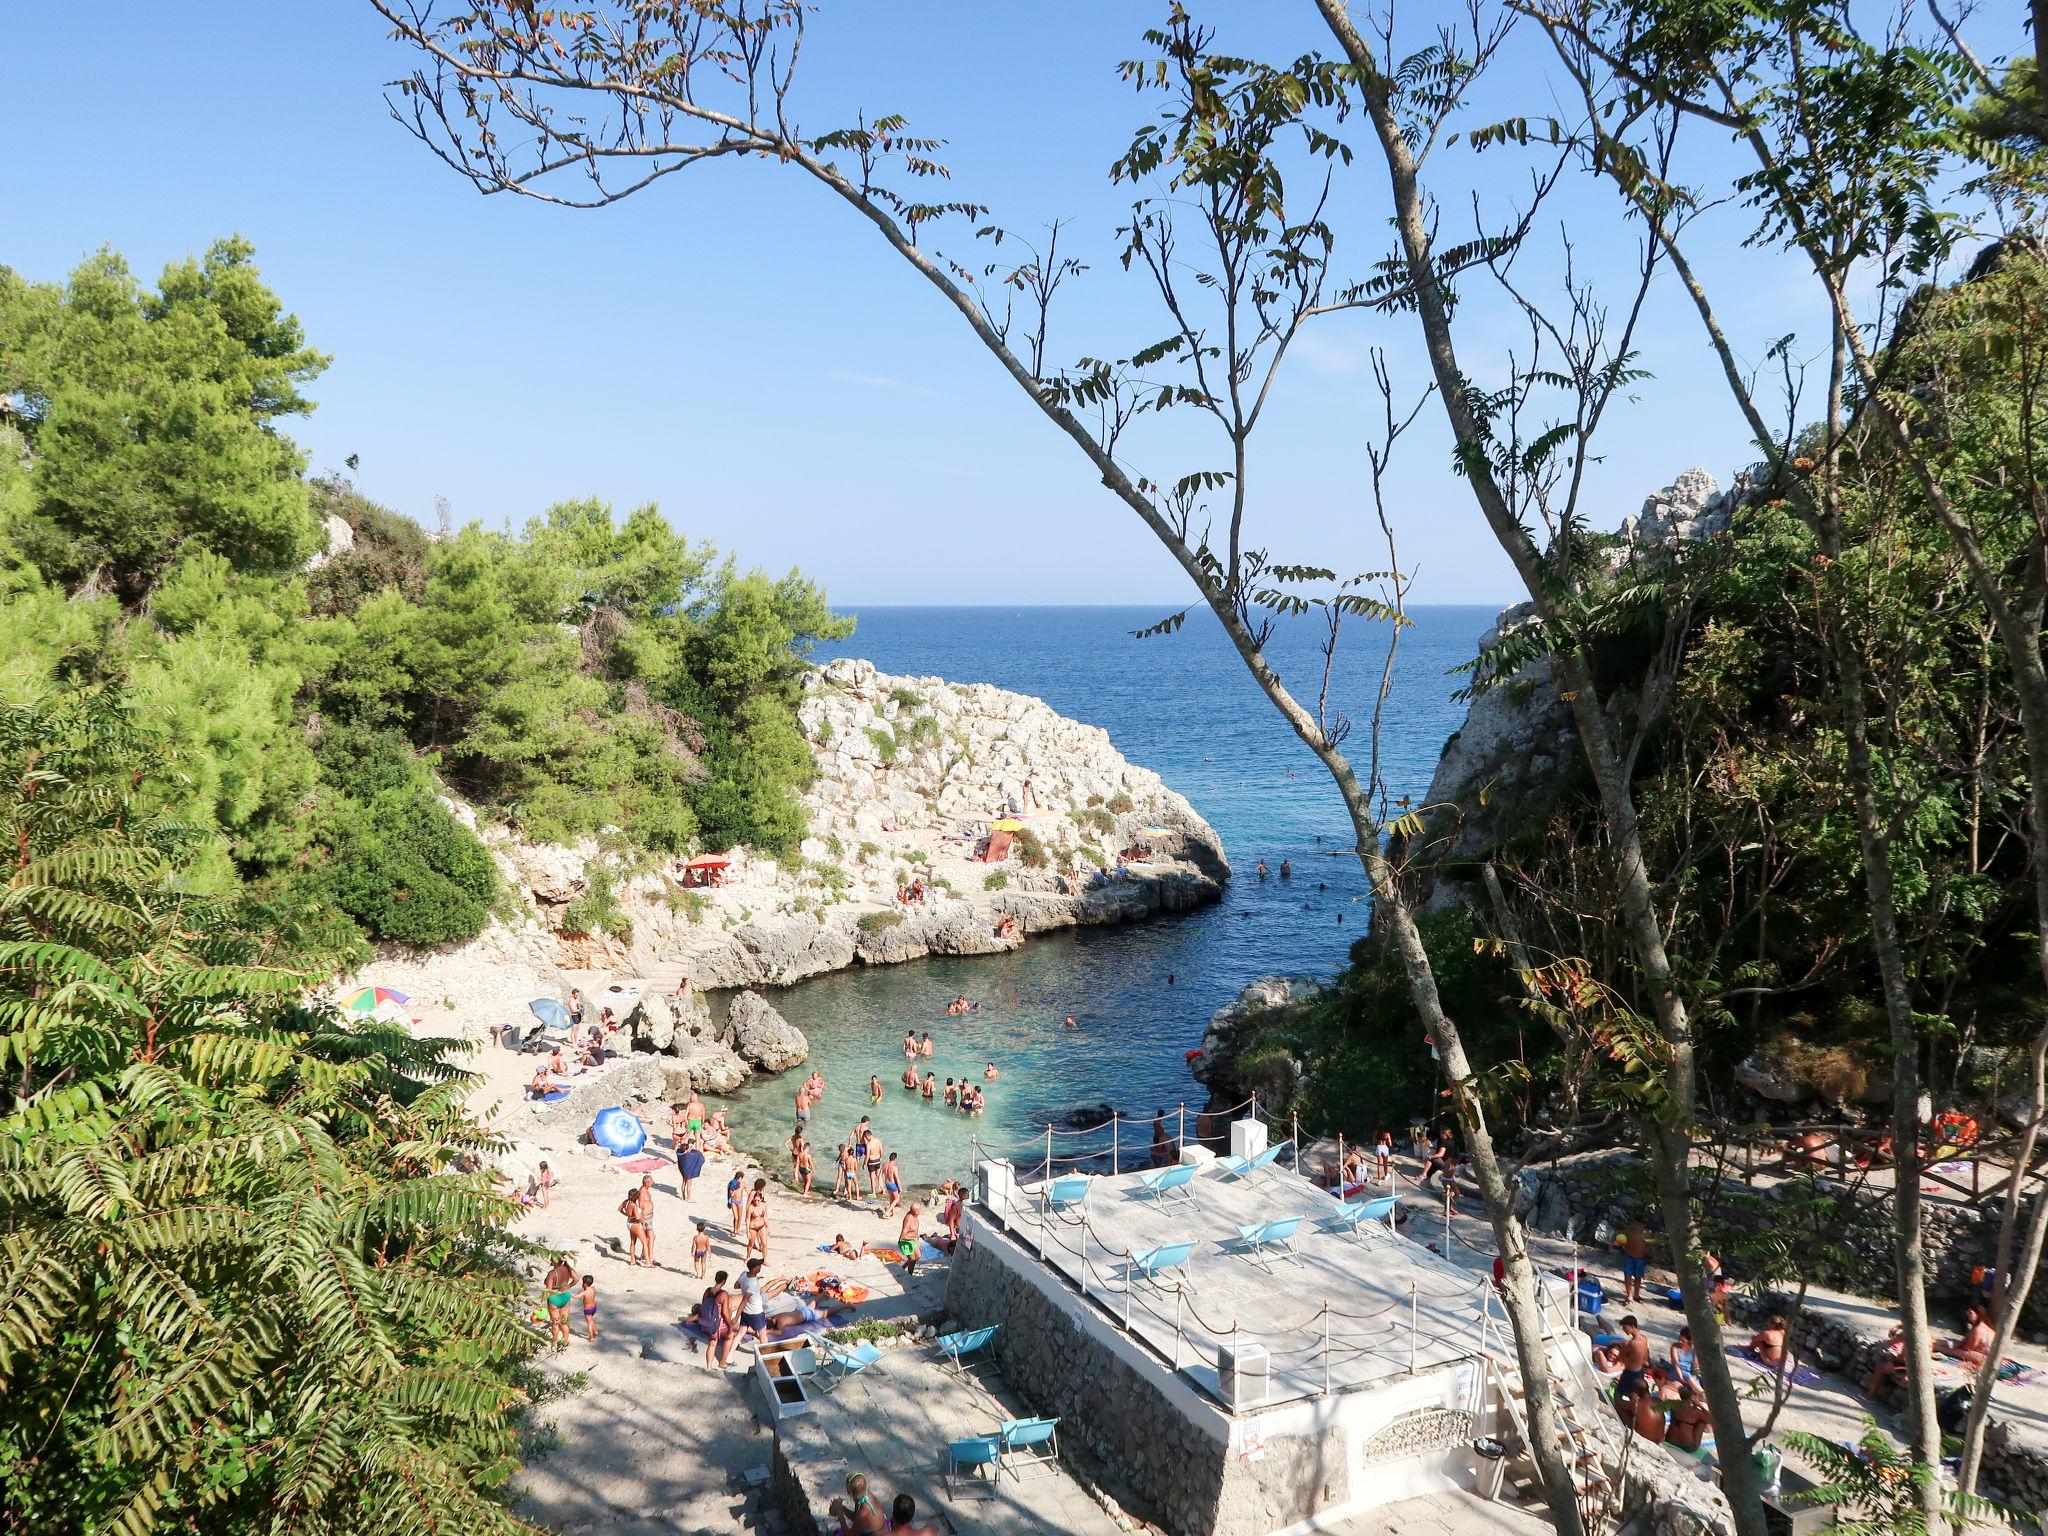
<box><xmin>1310</xmin><ymin>8</ymin><xmax>1771</xmax><ymax>1530</ymax></box>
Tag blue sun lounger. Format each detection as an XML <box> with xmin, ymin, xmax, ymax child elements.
<box><xmin>945</xmin><ymin>1433</ymin><xmax>1002</xmax><ymax>1498</ymax></box>
<box><xmin>1129</xmin><ymin>1240</ymin><xmax>1198</xmax><ymax>1291</ymax></box>
<box><xmin>1214</xmin><ymin>1140</ymin><xmax>1290</xmax><ymax>1183</ymax></box>
<box><xmin>1137</xmin><ymin>1163</ymin><xmax>1197</xmax><ymax>1205</ymax></box>
<box><xmin>811</xmin><ymin>1336</ymin><xmax>884</xmax><ymax>1393</ymax></box>
<box><xmin>936</xmin><ymin>1324</ymin><xmax>1000</xmax><ymax>1378</ymax></box>
<box><xmin>998</xmin><ymin>1416</ymin><xmax>1062</xmax><ymax>1479</ymax></box>
<box><xmin>1235</xmin><ymin>1214</ymin><xmax>1304</xmax><ymax>1268</ymax></box>
<box><xmin>1327</xmin><ymin>1194</ymin><xmax>1400</xmax><ymax>1237</ymax></box>
<box><xmin>1043</xmin><ymin>1175</ymin><xmax>1090</xmax><ymax>1213</ymax></box>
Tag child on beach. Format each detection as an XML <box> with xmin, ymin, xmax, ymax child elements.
<box><xmin>580</xmin><ymin>1275</ymin><xmax>599</xmax><ymax>1341</ymax></box>
<box><xmin>727</xmin><ymin>1171</ymin><xmax>745</xmax><ymax>1234</ymax></box>
<box><xmin>834</xmin><ymin>1144</ymin><xmax>856</xmax><ymax>1199</ymax></box>
<box><xmin>870</xmin><ymin>1074</ymin><xmax>882</xmax><ymax>1104</ymax></box>
<box><xmin>880</xmin><ymin>1154</ymin><xmax>903</xmax><ymax>1217</ymax></box>
<box><xmin>535</xmin><ymin>1160</ymin><xmax>556</xmax><ymax>1209</ymax></box>
<box><xmin>692</xmin><ymin>1221</ymin><xmax>711</xmax><ymax>1279</ymax></box>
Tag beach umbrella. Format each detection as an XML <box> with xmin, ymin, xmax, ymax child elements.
<box><xmin>528</xmin><ymin>997</ymin><xmax>570</xmax><ymax>1030</ymax></box>
<box><xmin>344</xmin><ymin>986</ymin><xmax>409</xmax><ymax>1012</ymax></box>
<box><xmin>990</xmin><ymin>818</ymin><xmax>1026</xmax><ymax>832</ymax></box>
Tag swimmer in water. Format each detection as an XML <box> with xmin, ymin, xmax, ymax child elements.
<box><xmin>1256</xmin><ymin>859</ymin><xmax>1269</xmax><ymax>880</ymax></box>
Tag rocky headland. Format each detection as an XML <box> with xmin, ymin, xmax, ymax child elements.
<box><xmin>342</xmin><ymin>657</ymin><xmax>1227</xmax><ymax>1095</ymax></box>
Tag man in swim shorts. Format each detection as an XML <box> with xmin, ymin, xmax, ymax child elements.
<box><xmin>1619</xmin><ymin>1219</ymin><xmax>1650</xmax><ymax>1304</ymax></box>
<box><xmin>863</xmin><ymin>1131</ymin><xmax>885</xmax><ymax>1199</ymax></box>
<box><xmin>736</xmin><ymin>1257</ymin><xmax>770</xmax><ymax>1347</ymax></box>
<box><xmin>1613</xmin><ymin>1315</ymin><xmax>1651</xmax><ymax>1405</ymax></box>
<box><xmin>880</xmin><ymin>1153</ymin><xmax>903</xmax><ymax>1216</ymax></box>
<box><xmin>897</xmin><ymin>1202</ymin><xmax>921</xmax><ymax>1277</ymax></box>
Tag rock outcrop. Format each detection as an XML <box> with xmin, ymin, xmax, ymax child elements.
<box><xmin>1403</xmin><ymin>469</ymin><xmax>1741</xmax><ymax>911</ymax></box>
<box><xmin>469</xmin><ymin>658</ymin><xmax>1227</xmax><ymax>992</ymax></box>
<box><xmin>721</xmin><ymin>991</ymin><xmax>808</xmax><ymax>1072</ymax></box>
<box><xmin>1190</xmin><ymin>976</ymin><xmax>1322</xmax><ymax>1110</ymax></box>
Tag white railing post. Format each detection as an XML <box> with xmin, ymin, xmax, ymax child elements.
<box><xmin>1037</xmin><ymin>1185</ymin><xmax>1048</xmax><ymax>1260</ymax></box>
<box><xmin>1173</xmin><ymin>1290</ymin><xmax>1184</xmax><ymax>1370</ymax></box>
<box><xmin>1113</xmin><ymin>1115</ymin><xmax>1120</xmax><ymax>1176</ymax></box>
<box><xmin>1336</xmin><ymin>1132</ymin><xmax>1345</xmax><ymax>1194</ymax></box>
<box><xmin>1409</xmin><ymin>1283</ymin><xmax>1418</xmax><ymax>1373</ymax></box>
<box><xmin>1178</xmin><ymin>1101</ymin><xmax>1187</xmax><ymax>1152</ymax></box>
<box><xmin>1124</xmin><ymin>1269</ymin><xmax>1133</xmax><ymax>1330</ymax></box>
<box><xmin>1045</xmin><ymin>1125</ymin><xmax>1054</xmax><ymax>1182</ymax></box>
<box><xmin>1322</xmin><ymin>1306</ymin><xmax>1332</xmax><ymax>1397</ymax></box>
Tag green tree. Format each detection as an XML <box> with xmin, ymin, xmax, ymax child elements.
<box><xmin>0</xmin><ymin>690</ymin><xmax>536</xmax><ymax>1534</ymax></box>
<box><xmin>0</xmin><ymin>238</ymin><xmax>329</xmax><ymax>593</ymax></box>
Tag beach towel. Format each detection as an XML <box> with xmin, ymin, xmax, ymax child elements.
<box><xmin>1998</xmin><ymin>1358</ymin><xmax>2045</xmax><ymax>1386</ymax></box>
<box><xmin>795</xmin><ymin>1270</ymin><xmax>875</xmax><ymax>1305</ymax></box>
<box><xmin>617</xmin><ymin>1154</ymin><xmax>668</xmax><ymax>1173</ymax></box>
<box><xmin>538</xmin><ymin>1088</ymin><xmax>571</xmax><ymax>1104</ymax></box>
<box><xmin>1734</xmin><ymin>1347</ymin><xmax>1822</xmax><ymax>1388</ymax></box>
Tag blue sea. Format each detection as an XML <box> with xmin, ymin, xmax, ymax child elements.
<box><xmin>722</xmin><ymin>604</ymin><xmax>1494</xmax><ymax>1181</ymax></box>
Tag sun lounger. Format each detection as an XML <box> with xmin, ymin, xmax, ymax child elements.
<box><xmin>811</xmin><ymin>1336</ymin><xmax>884</xmax><ymax>1393</ymax></box>
<box><xmin>1235</xmin><ymin>1215</ymin><xmax>1304</xmax><ymax>1268</ymax></box>
<box><xmin>1327</xmin><ymin>1194</ymin><xmax>1399</xmax><ymax>1237</ymax></box>
<box><xmin>1214</xmin><ymin>1140</ymin><xmax>1290</xmax><ymax>1183</ymax></box>
<box><xmin>1137</xmin><ymin>1162</ymin><xmax>1198</xmax><ymax>1205</ymax></box>
<box><xmin>998</xmin><ymin>1416</ymin><xmax>1061</xmax><ymax>1479</ymax></box>
<box><xmin>1128</xmin><ymin>1240</ymin><xmax>1198</xmax><ymax>1291</ymax></box>
<box><xmin>1043</xmin><ymin>1175</ymin><xmax>1090</xmax><ymax>1213</ymax></box>
<box><xmin>945</xmin><ymin>1433</ymin><xmax>1002</xmax><ymax>1498</ymax></box>
<box><xmin>936</xmin><ymin>1324</ymin><xmax>1000</xmax><ymax>1378</ymax></box>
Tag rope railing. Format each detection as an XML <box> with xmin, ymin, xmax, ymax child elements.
<box><xmin>975</xmin><ymin>1167</ymin><xmax>1503</xmax><ymax>1407</ymax></box>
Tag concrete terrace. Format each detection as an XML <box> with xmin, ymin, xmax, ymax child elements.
<box><xmin>983</xmin><ymin>1159</ymin><xmax>1509</xmax><ymax>1406</ymax></box>
<box><xmin>798</xmin><ymin>1345</ymin><xmax>1124</xmax><ymax>1536</ymax></box>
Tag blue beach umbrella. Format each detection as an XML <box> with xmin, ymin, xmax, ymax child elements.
<box><xmin>528</xmin><ymin>997</ymin><xmax>570</xmax><ymax>1030</ymax></box>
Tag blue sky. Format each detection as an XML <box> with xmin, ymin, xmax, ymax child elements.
<box><xmin>1</xmin><ymin>3</ymin><xmax>2015</xmax><ymax>605</ymax></box>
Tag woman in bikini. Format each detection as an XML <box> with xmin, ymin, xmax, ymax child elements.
<box><xmin>620</xmin><ymin>1191</ymin><xmax>647</xmax><ymax>1266</ymax></box>
<box><xmin>746</xmin><ymin>1177</ymin><xmax>771</xmax><ymax>1263</ymax></box>
<box><xmin>543</xmin><ymin>1254</ymin><xmax>577</xmax><ymax>1346</ymax></box>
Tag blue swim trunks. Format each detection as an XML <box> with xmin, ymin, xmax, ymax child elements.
<box><xmin>1621</xmin><ymin>1255</ymin><xmax>1648</xmax><ymax>1280</ymax></box>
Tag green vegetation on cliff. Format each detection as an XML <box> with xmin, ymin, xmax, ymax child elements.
<box><xmin>0</xmin><ymin>240</ymin><xmax>851</xmax><ymax>959</ymax></box>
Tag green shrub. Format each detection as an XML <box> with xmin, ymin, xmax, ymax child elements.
<box><xmin>887</xmin><ymin>685</ymin><xmax>922</xmax><ymax>710</ymax></box>
<box><xmin>983</xmin><ymin>871</ymin><xmax>1009</xmax><ymax>891</ymax></box>
<box><xmin>809</xmin><ymin>860</ymin><xmax>849</xmax><ymax>892</ymax></box>
<box><xmin>1106</xmin><ymin>793</ymin><xmax>1134</xmax><ymax>814</ymax></box>
<box><xmin>1086</xmin><ymin>793</ymin><xmax>1104</xmax><ymax>807</ymax></box>
<box><xmin>827</xmin><ymin>833</ymin><xmax>844</xmax><ymax>857</ymax></box>
<box><xmin>561</xmin><ymin>860</ymin><xmax>634</xmax><ymax>941</ymax></box>
<box><xmin>865</xmin><ymin>725</ymin><xmax>899</xmax><ymax>765</ymax></box>
<box><xmin>858</xmin><ymin>840</ymin><xmax>880</xmax><ymax>859</ymax></box>
<box><xmin>1014</xmin><ymin>827</ymin><xmax>1048</xmax><ymax>869</ymax></box>
<box><xmin>1076</xmin><ymin>845</ymin><xmax>1106</xmax><ymax>867</ymax></box>
<box><xmin>857</xmin><ymin>909</ymin><xmax>905</xmax><ymax>935</ymax></box>
<box><xmin>1072</xmin><ymin>806</ymin><xmax>1116</xmax><ymax>836</ymax></box>
<box><xmin>319</xmin><ymin>788</ymin><xmax>497</xmax><ymax>947</ymax></box>
<box><xmin>905</xmin><ymin>849</ymin><xmax>928</xmax><ymax>865</ymax></box>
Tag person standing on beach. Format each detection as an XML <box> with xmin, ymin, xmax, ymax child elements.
<box><xmin>620</xmin><ymin>1189</ymin><xmax>647</xmax><ymax>1266</ymax></box>
<box><xmin>1619</xmin><ymin>1219</ymin><xmax>1651</xmax><ymax>1306</ymax></box>
<box><xmin>862</xmin><ymin>1129</ymin><xmax>886</xmax><ymax>1199</ymax></box>
<box><xmin>678</xmin><ymin>1135</ymin><xmax>705</xmax><ymax>1200</ymax></box>
<box><xmin>691</xmin><ymin>1221</ymin><xmax>710</xmax><ymax>1278</ymax></box>
<box><xmin>727</xmin><ymin>1170</ymin><xmax>745</xmax><ymax>1235</ymax></box>
<box><xmin>542</xmin><ymin>1254</ymin><xmax>577</xmax><ymax>1347</ymax></box>
<box><xmin>879</xmin><ymin>1153</ymin><xmax>903</xmax><ymax>1217</ymax></box>
<box><xmin>746</xmin><ymin>1177</ymin><xmax>771</xmax><ymax>1262</ymax></box>
<box><xmin>795</xmin><ymin>1135</ymin><xmax>816</xmax><ymax>1195</ymax></box>
<box><xmin>580</xmin><ymin>1274</ymin><xmax>599</xmax><ymax>1342</ymax></box>
<box><xmin>635</xmin><ymin>1175</ymin><xmax>659</xmax><ymax>1268</ymax></box>
<box><xmin>898</xmin><ymin>1202</ymin><xmax>922</xmax><ymax>1277</ymax></box>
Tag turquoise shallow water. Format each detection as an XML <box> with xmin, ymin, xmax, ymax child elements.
<box><xmin>721</xmin><ymin>604</ymin><xmax>1491</xmax><ymax>1185</ymax></box>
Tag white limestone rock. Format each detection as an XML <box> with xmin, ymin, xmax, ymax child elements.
<box><xmin>721</xmin><ymin>991</ymin><xmax>809</xmax><ymax>1073</ymax></box>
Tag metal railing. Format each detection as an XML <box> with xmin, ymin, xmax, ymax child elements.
<box><xmin>969</xmin><ymin>1140</ymin><xmax>1496</xmax><ymax>1412</ymax></box>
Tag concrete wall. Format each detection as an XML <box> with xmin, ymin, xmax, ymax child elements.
<box><xmin>945</xmin><ymin>1223</ymin><xmax>1474</xmax><ymax>1536</ymax></box>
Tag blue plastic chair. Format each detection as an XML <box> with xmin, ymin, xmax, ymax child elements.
<box><xmin>1327</xmin><ymin>1194</ymin><xmax>1400</xmax><ymax>1237</ymax></box>
<box><xmin>1138</xmin><ymin>1163</ymin><xmax>1197</xmax><ymax>1205</ymax></box>
<box><xmin>811</xmin><ymin>1337</ymin><xmax>884</xmax><ymax>1393</ymax></box>
<box><xmin>1214</xmin><ymin>1140</ymin><xmax>1291</xmax><ymax>1183</ymax></box>
<box><xmin>1129</xmin><ymin>1240</ymin><xmax>1198</xmax><ymax>1291</ymax></box>
<box><xmin>1044</xmin><ymin>1175</ymin><xmax>1090</xmax><ymax>1213</ymax></box>
<box><xmin>998</xmin><ymin>1416</ymin><xmax>1061</xmax><ymax>1479</ymax></box>
<box><xmin>945</xmin><ymin>1434</ymin><xmax>1002</xmax><ymax>1498</ymax></box>
<box><xmin>1235</xmin><ymin>1214</ymin><xmax>1304</xmax><ymax>1268</ymax></box>
<box><xmin>935</xmin><ymin>1323</ymin><xmax>1000</xmax><ymax>1378</ymax></box>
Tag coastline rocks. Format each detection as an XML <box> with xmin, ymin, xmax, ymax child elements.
<box><xmin>1191</xmin><ymin>976</ymin><xmax>1321</xmax><ymax>1106</ymax></box>
<box><xmin>630</xmin><ymin>987</ymin><xmax>713</xmax><ymax>1054</ymax></box>
<box><xmin>1401</xmin><ymin>468</ymin><xmax>1739</xmax><ymax>912</ymax></box>
<box><xmin>661</xmin><ymin>1040</ymin><xmax>750</xmax><ymax>1096</ymax></box>
<box><xmin>721</xmin><ymin>991</ymin><xmax>809</xmax><ymax>1073</ymax></box>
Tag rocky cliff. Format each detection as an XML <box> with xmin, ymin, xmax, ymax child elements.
<box><xmin>1404</xmin><ymin>468</ymin><xmax>1742</xmax><ymax>910</ymax></box>
<box><xmin>344</xmin><ymin>657</ymin><xmax>1227</xmax><ymax>1054</ymax></box>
